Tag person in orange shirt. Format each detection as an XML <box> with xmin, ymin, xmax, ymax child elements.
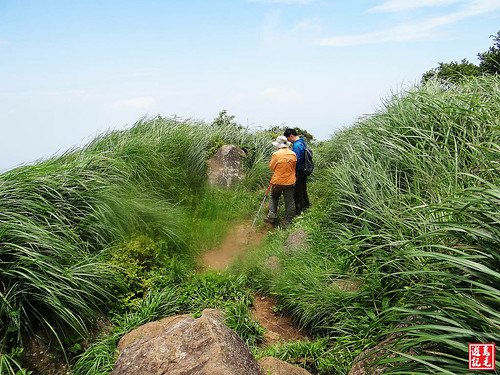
<box><xmin>265</xmin><ymin>135</ymin><xmax>297</xmax><ymax>227</ymax></box>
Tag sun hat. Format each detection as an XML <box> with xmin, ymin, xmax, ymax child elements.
<box><xmin>272</xmin><ymin>135</ymin><xmax>291</xmax><ymax>148</ymax></box>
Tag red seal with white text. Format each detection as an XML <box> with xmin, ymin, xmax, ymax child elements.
<box><xmin>469</xmin><ymin>343</ymin><xmax>496</xmax><ymax>371</ymax></box>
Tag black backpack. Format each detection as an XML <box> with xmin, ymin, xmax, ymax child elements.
<box><xmin>302</xmin><ymin>147</ymin><xmax>314</xmax><ymax>176</ymax></box>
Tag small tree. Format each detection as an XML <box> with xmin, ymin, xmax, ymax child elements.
<box><xmin>421</xmin><ymin>30</ymin><xmax>499</xmax><ymax>83</ymax></box>
<box><xmin>259</xmin><ymin>125</ymin><xmax>315</xmax><ymax>142</ymax></box>
<box><xmin>478</xmin><ymin>31</ymin><xmax>500</xmax><ymax>75</ymax></box>
<box><xmin>212</xmin><ymin>109</ymin><xmax>242</xmax><ymax>129</ymax></box>
<box><xmin>421</xmin><ymin>59</ymin><xmax>480</xmax><ymax>84</ymax></box>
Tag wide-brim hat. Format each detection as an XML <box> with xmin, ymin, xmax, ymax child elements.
<box><xmin>272</xmin><ymin>135</ymin><xmax>291</xmax><ymax>148</ymax></box>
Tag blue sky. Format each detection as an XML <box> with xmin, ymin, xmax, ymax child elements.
<box><xmin>1</xmin><ymin>0</ymin><xmax>499</xmax><ymax>171</ymax></box>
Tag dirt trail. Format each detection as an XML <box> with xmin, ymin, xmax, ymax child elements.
<box><xmin>251</xmin><ymin>293</ymin><xmax>307</xmax><ymax>345</ymax></box>
<box><xmin>199</xmin><ymin>221</ymin><xmax>308</xmax><ymax>345</ymax></box>
<box><xmin>200</xmin><ymin>222</ymin><xmax>267</xmax><ymax>271</ymax></box>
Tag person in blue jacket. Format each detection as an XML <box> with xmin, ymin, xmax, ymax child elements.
<box><xmin>283</xmin><ymin>128</ymin><xmax>310</xmax><ymax>215</ymax></box>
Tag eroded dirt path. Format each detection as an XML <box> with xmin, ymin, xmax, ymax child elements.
<box><xmin>251</xmin><ymin>293</ymin><xmax>308</xmax><ymax>345</ymax></box>
<box><xmin>200</xmin><ymin>222</ymin><xmax>267</xmax><ymax>271</ymax></box>
<box><xmin>199</xmin><ymin>221</ymin><xmax>308</xmax><ymax>345</ymax></box>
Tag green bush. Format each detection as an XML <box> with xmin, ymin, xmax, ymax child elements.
<box><xmin>107</xmin><ymin>235</ymin><xmax>178</xmax><ymax>306</ymax></box>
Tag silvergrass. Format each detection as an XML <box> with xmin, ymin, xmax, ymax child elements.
<box><xmin>0</xmin><ymin>115</ymin><xmax>273</xmax><ymax>368</ymax></box>
<box><xmin>237</xmin><ymin>75</ymin><xmax>499</xmax><ymax>374</ymax></box>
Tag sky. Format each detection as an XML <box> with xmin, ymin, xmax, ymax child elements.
<box><xmin>1</xmin><ymin>0</ymin><xmax>499</xmax><ymax>171</ymax></box>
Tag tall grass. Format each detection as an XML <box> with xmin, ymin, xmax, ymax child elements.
<box><xmin>0</xmin><ymin>115</ymin><xmax>273</xmax><ymax>371</ymax></box>
<box><xmin>320</xmin><ymin>76</ymin><xmax>500</xmax><ymax>372</ymax></box>
<box><xmin>237</xmin><ymin>75</ymin><xmax>499</xmax><ymax>373</ymax></box>
<box><xmin>188</xmin><ymin>187</ymin><xmax>256</xmax><ymax>252</ymax></box>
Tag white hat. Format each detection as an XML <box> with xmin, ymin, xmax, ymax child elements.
<box><xmin>272</xmin><ymin>135</ymin><xmax>291</xmax><ymax>148</ymax></box>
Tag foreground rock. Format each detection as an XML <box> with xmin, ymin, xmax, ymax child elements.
<box><xmin>285</xmin><ymin>229</ymin><xmax>308</xmax><ymax>255</ymax></box>
<box><xmin>259</xmin><ymin>357</ymin><xmax>312</xmax><ymax>375</ymax></box>
<box><xmin>111</xmin><ymin>309</ymin><xmax>262</xmax><ymax>375</ymax></box>
<box><xmin>349</xmin><ymin>317</ymin><xmax>416</xmax><ymax>375</ymax></box>
<box><xmin>207</xmin><ymin>144</ymin><xmax>246</xmax><ymax>188</ymax></box>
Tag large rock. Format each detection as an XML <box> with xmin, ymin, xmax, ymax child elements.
<box><xmin>207</xmin><ymin>145</ymin><xmax>246</xmax><ymax>188</ymax></box>
<box><xmin>285</xmin><ymin>229</ymin><xmax>308</xmax><ymax>255</ymax></box>
<box><xmin>111</xmin><ymin>309</ymin><xmax>262</xmax><ymax>375</ymax></box>
<box><xmin>349</xmin><ymin>316</ymin><xmax>417</xmax><ymax>375</ymax></box>
<box><xmin>264</xmin><ymin>256</ymin><xmax>281</xmax><ymax>273</ymax></box>
<box><xmin>259</xmin><ymin>357</ymin><xmax>312</xmax><ymax>375</ymax></box>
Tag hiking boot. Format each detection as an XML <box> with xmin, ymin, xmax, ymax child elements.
<box><xmin>264</xmin><ymin>217</ymin><xmax>275</xmax><ymax>225</ymax></box>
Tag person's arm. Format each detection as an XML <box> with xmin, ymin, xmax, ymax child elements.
<box><xmin>269</xmin><ymin>153</ymin><xmax>277</xmax><ymax>170</ymax></box>
<box><xmin>293</xmin><ymin>141</ymin><xmax>305</xmax><ymax>163</ymax></box>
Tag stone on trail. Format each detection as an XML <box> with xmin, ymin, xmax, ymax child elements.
<box><xmin>349</xmin><ymin>316</ymin><xmax>417</xmax><ymax>375</ymax></box>
<box><xmin>259</xmin><ymin>356</ymin><xmax>312</xmax><ymax>375</ymax></box>
<box><xmin>111</xmin><ymin>309</ymin><xmax>262</xmax><ymax>375</ymax></box>
<box><xmin>264</xmin><ymin>255</ymin><xmax>281</xmax><ymax>273</ymax></box>
<box><xmin>285</xmin><ymin>229</ymin><xmax>308</xmax><ymax>255</ymax></box>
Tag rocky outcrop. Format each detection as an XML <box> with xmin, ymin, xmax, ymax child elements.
<box><xmin>111</xmin><ymin>309</ymin><xmax>262</xmax><ymax>375</ymax></box>
<box><xmin>349</xmin><ymin>316</ymin><xmax>417</xmax><ymax>375</ymax></box>
<box><xmin>259</xmin><ymin>357</ymin><xmax>312</xmax><ymax>375</ymax></box>
<box><xmin>285</xmin><ymin>229</ymin><xmax>308</xmax><ymax>255</ymax></box>
<box><xmin>264</xmin><ymin>255</ymin><xmax>281</xmax><ymax>273</ymax></box>
<box><xmin>348</xmin><ymin>340</ymin><xmax>391</xmax><ymax>375</ymax></box>
<box><xmin>331</xmin><ymin>279</ymin><xmax>362</xmax><ymax>293</ymax></box>
<box><xmin>207</xmin><ymin>145</ymin><xmax>246</xmax><ymax>188</ymax></box>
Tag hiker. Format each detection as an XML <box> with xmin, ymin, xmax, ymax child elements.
<box><xmin>284</xmin><ymin>128</ymin><xmax>310</xmax><ymax>215</ymax></box>
<box><xmin>265</xmin><ymin>135</ymin><xmax>297</xmax><ymax>227</ymax></box>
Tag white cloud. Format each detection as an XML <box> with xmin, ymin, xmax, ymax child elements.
<box><xmin>250</xmin><ymin>0</ymin><xmax>314</xmax><ymax>4</ymax></box>
<box><xmin>463</xmin><ymin>0</ymin><xmax>500</xmax><ymax>13</ymax></box>
<box><xmin>113</xmin><ymin>96</ymin><xmax>156</xmax><ymax>110</ymax></box>
<box><xmin>260</xmin><ymin>87</ymin><xmax>301</xmax><ymax>101</ymax></box>
<box><xmin>260</xmin><ymin>11</ymin><xmax>323</xmax><ymax>50</ymax></box>
<box><xmin>318</xmin><ymin>0</ymin><xmax>500</xmax><ymax>47</ymax></box>
<box><xmin>369</xmin><ymin>0</ymin><xmax>465</xmax><ymax>13</ymax></box>
<box><xmin>112</xmin><ymin>68</ymin><xmax>161</xmax><ymax>79</ymax></box>
<box><xmin>294</xmin><ymin>17</ymin><xmax>323</xmax><ymax>33</ymax></box>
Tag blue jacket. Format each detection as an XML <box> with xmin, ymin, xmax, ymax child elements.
<box><xmin>292</xmin><ymin>137</ymin><xmax>307</xmax><ymax>173</ymax></box>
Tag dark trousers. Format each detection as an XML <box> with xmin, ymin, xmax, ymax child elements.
<box><xmin>268</xmin><ymin>184</ymin><xmax>295</xmax><ymax>225</ymax></box>
<box><xmin>294</xmin><ymin>174</ymin><xmax>310</xmax><ymax>214</ymax></box>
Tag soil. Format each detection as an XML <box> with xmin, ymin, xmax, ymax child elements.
<box><xmin>21</xmin><ymin>316</ymin><xmax>113</xmax><ymax>375</ymax></box>
<box><xmin>22</xmin><ymin>334</ymin><xmax>70</xmax><ymax>375</ymax></box>
<box><xmin>200</xmin><ymin>221</ymin><xmax>308</xmax><ymax>346</ymax></box>
<box><xmin>251</xmin><ymin>293</ymin><xmax>308</xmax><ymax>346</ymax></box>
<box><xmin>200</xmin><ymin>222</ymin><xmax>268</xmax><ymax>271</ymax></box>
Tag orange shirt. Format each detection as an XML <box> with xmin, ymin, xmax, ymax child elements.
<box><xmin>269</xmin><ymin>148</ymin><xmax>297</xmax><ymax>185</ymax></box>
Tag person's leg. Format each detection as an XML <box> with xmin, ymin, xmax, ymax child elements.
<box><xmin>294</xmin><ymin>176</ymin><xmax>308</xmax><ymax>214</ymax></box>
<box><xmin>283</xmin><ymin>185</ymin><xmax>295</xmax><ymax>225</ymax></box>
<box><xmin>303</xmin><ymin>178</ymin><xmax>310</xmax><ymax>210</ymax></box>
<box><xmin>266</xmin><ymin>185</ymin><xmax>282</xmax><ymax>223</ymax></box>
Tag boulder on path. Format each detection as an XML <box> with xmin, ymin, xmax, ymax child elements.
<box><xmin>207</xmin><ymin>145</ymin><xmax>246</xmax><ymax>188</ymax></box>
<box><xmin>348</xmin><ymin>341</ymin><xmax>390</xmax><ymax>375</ymax></box>
<box><xmin>264</xmin><ymin>256</ymin><xmax>281</xmax><ymax>273</ymax></box>
<box><xmin>259</xmin><ymin>357</ymin><xmax>312</xmax><ymax>375</ymax></box>
<box><xmin>285</xmin><ymin>229</ymin><xmax>308</xmax><ymax>255</ymax></box>
<box><xmin>111</xmin><ymin>309</ymin><xmax>262</xmax><ymax>375</ymax></box>
<box><xmin>349</xmin><ymin>316</ymin><xmax>417</xmax><ymax>375</ymax></box>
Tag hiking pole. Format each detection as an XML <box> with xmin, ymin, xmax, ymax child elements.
<box><xmin>251</xmin><ymin>183</ymin><xmax>272</xmax><ymax>230</ymax></box>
